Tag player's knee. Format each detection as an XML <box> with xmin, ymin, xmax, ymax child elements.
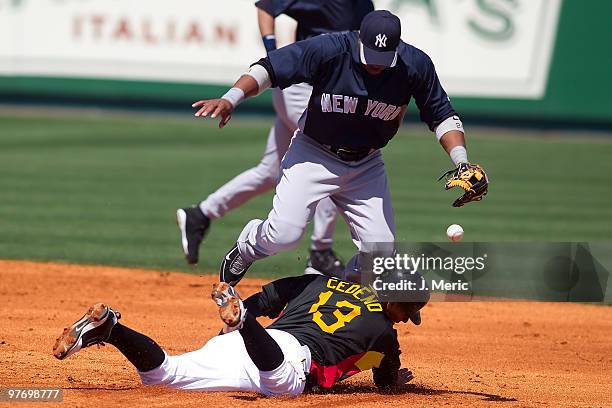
<box><xmin>259</xmin><ymin>361</ymin><xmax>305</xmax><ymax>397</ymax></box>
<box><xmin>138</xmin><ymin>356</ymin><xmax>172</xmax><ymax>386</ymax></box>
<box><xmin>378</xmin><ymin>231</ymin><xmax>395</xmax><ymax>242</ymax></box>
<box><xmin>358</xmin><ymin>230</ymin><xmax>395</xmax><ymax>244</ymax></box>
<box><xmin>266</xmin><ymin>219</ymin><xmax>306</xmax><ymax>251</ymax></box>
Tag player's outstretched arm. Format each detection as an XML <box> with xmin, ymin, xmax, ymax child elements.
<box><xmin>192</xmin><ymin>75</ymin><xmax>258</xmax><ymax>129</ymax></box>
<box><xmin>192</xmin><ymin>64</ymin><xmax>271</xmax><ymax>128</ymax></box>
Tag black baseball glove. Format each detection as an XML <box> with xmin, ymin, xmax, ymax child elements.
<box><xmin>439</xmin><ymin>163</ymin><xmax>489</xmax><ymax>207</ymax></box>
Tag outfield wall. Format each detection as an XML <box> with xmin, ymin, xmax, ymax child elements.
<box><xmin>0</xmin><ymin>0</ymin><xmax>610</xmax><ymax>126</ymax></box>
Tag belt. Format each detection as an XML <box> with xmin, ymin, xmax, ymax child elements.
<box><xmin>323</xmin><ymin>144</ymin><xmax>374</xmax><ymax>162</ymax></box>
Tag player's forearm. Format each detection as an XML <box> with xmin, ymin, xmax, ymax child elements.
<box><xmin>440</xmin><ymin>130</ymin><xmax>468</xmax><ymax>165</ymax></box>
<box><xmin>233</xmin><ymin>75</ymin><xmax>260</xmax><ymax>99</ymax></box>
<box><xmin>439</xmin><ymin>130</ymin><xmax>465</xmax><ymax>153</ymax></box>
<box><xmin>257</xmin><ymin>8</ymin><xmax>275</xmax><ymax>37</ymax></box>
<box><xmin>221</xmin><ymin>64</ymin><xmax>272</xmax><ymax>107</ymax></box>
<box><xmin>436</xmin><ymin>116</ymin><xmax>468</xmax><ymax>165</ymax></box>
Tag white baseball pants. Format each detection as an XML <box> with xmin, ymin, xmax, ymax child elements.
<box><xmin>138</xmin><ymin>329</ymin><xmax>311</xmax><ymax>397</ymax></box>
<box><xmin>237</xmin><ymin>132</ymin><xmax>396</xmax><ymax>262</ymax></box>
<box><xmin>198</xmin><ymin>83</ymin><xmax>339</xmax><ymax>251</ymax></box>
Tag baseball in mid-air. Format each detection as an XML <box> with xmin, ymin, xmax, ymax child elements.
<box><xmin>446</xmin><ymin>224</ymin><xmax>464</xmax><ymax>242</ymax></box>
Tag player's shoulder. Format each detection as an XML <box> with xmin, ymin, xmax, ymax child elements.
<box><xmin>396</xmin><ymin>41</ymin><xmax>436</xmax><ymax>75</ymax></box>
<box><xmin>269</xmin><ymin>273</ymin><xmax>333</xmax><ymax>291</ymax></box>
<box><xmin>301</xmin><ymin>273</ymin><xmax>343</xmax><ymax>290</ymax></box>
<box><xmin>268</xmin><ymin>273</ymin><xmax>321</xmax><ymax>288</ymax></box>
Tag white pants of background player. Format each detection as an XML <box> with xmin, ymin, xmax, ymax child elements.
<box><xmin>198</xmin><ymin>83</ymin><xmax>339</xmax><ymax>251</ymax></box>
<box><xmin>139</xmin><ymin>329</ymin><xmax>311</xmax><ymax>397</ymax></box>
<box><xmin>237</xmin><ymin>132</ymin><xmax>395</xmax><ymax>262</ymax></box>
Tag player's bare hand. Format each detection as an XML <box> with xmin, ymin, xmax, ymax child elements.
<box><xmin>396</xmin><ymin>368</ymin><xmax>414</xmax><ymax>385</ymax></box>
<box><xmin>192</xmin><ymin>99</ymin><xmax>233</xmax><ymax>128</ymax></box>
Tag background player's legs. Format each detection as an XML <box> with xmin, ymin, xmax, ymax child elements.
<box><xmin>199</xmin><ymin>84</ymin><xmax>305</xmax><ymax>220</ymax></box>
<box><xmin>310</xmin><ymin>197</ymin><xmax>338</xmax><ymax>251</ymax></box>
<box><xmin>178</xmin><ymin>91</ymin><xmax>294</xmax><ymax>265</ymax></box>
<box><xmin>198</xmin><ymin>118</ymin><xmax>291</xmax><ymax>220</ymax></box>
<box><xmin>180</xmin><ymin>85</ymin><xmax>342</xmax><ymax>270</ymax></box>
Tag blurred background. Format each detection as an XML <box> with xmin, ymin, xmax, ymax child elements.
<box><xmin>1</xmin><ymin>0</ymin><xmax>611</xmax><ymax>281</ymax></box>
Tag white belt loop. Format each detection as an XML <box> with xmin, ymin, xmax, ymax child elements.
<box><xmin>288</xmin><ymin>359</ymin><xmax>307</xmax><ymax>382</ymax></box>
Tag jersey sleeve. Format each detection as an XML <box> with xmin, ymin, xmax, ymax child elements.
<box><xmin>243</xmin><ymin>275</ymin><xmax>318</xmax><ymax>318</ymax></box>
<box><xmin>254</xmin><ymin>0</ymin><xmax>298</xmax><ymax>17</ymax></box>
<box><xmin>412</xmin><ymin>52</ymin><xmax>457</xmax><ymax>131</ymax></box>
<box><xmin>372</xmin><ymin>328</ymin><xmax>401</xmax><ymax>389</ymax></box>
<box><xmin>267</xmin><ymin>34</ymin><xmax>343</xmax><ymax>89</ymax></box>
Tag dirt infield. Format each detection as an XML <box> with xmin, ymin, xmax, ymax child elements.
<box><xmin>0</xmin><ymin>260</ymin><xmax>610</xmax><ymax>407</ymax></box>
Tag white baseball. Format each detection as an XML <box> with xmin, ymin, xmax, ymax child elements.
<box><xmin>446</xmin><ymin>224</ymin><xmax>464</xmax><ymax>242</ymax></box>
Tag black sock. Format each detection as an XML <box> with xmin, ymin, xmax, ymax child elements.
<box><xmin>239</xmin><ymin>313</ymin><xmax>284</xmax><ymax>371</ymax></box>
<box><xmin>106</xmin><ymin>323</ymin><xmax>166</xmax><ymax>372</ymax></box>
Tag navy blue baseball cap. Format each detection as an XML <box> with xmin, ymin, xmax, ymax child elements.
<box><xmin>359</xmin><ymin>10</ymin><xmax>401</xmax><ymax>68</ymax></box>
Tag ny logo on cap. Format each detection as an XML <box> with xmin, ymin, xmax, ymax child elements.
<box><xmin>375</xmin><ymin>33</ymin><xmax>387</xmax><ymax>48</ymax></box>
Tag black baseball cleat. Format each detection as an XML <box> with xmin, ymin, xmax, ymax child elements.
<box><xmin>304</xmin><ymin>249</ymin><xmax>345</xmax><ymax>277</ymax></box>
<box><xmin>53</xmin><ymin>303</ymin><xmax>121</xmax><ymax>360</ymax></box>
<box><xmin>220</xmin><ymin>244</ymin><xmax>252</xmax><ymax>287</ymax></box>
<box><xmin>176</xmin><ymin>206</ymin><xmax>211</xmax><ymax>265</ymax></box>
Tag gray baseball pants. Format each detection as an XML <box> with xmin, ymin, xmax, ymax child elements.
<box><xmin>237</xmin><ymin>132</ymin><xmax>396</xmax><ymax>262</ymax></box>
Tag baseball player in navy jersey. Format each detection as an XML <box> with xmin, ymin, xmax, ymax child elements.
<box><xmin>53</xmin><ymin>275</ymin><xmax>428</xmax><ymax>396</ymax></box>
<box><xmin>176</xmin><ymin>0</ymin><xmax>374</xmax><ymax>277</ymax></box>
<box><xmin>191</xmin><ymin>10</ymin><xmax>488</xmax><ymax>286</ymax></box>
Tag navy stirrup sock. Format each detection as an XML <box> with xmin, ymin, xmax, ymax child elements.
<box><xmin>106</xmin><ymin>323</ymin><xmax>166</xmax><ymax>372</ymax></box>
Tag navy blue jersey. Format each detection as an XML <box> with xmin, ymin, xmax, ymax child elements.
<box><xmin>255</xmin><ymin>0</ymin><xmax>374</xmax><ymax>41</ymax></box>
<box><xmin>263</xmin><ymin>31</ymin><xmax>456</xmax><ymax>149</ymax></box>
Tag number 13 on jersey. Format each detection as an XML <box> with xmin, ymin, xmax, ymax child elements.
<box><xmin>308</xmin><ymin>291</ymin><xmax>361</xmax><ymax>334</ymax></box>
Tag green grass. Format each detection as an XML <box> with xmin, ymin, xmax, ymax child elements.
<box><xmin>1</xmin><ymin>111</ymin><xmax>611</xmax><ymax>278</ymax></box>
